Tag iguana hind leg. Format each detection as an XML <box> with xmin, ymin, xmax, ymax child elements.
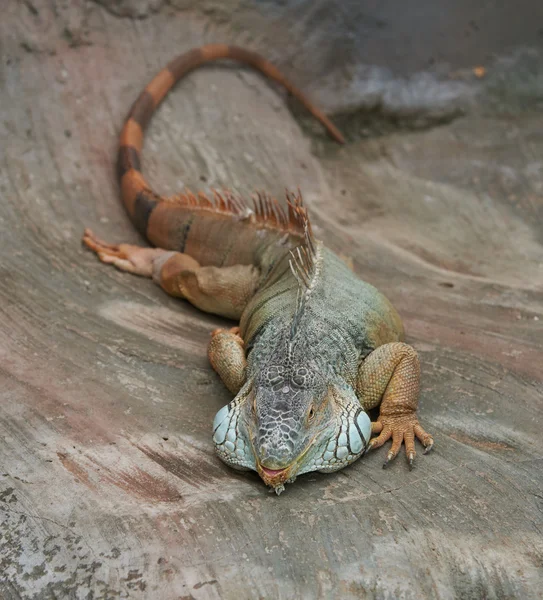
<box><xmin>357</xmin><ymin>342</ymin><xmax>434</xmax><ymax>469</ymax></box>
<box><xmin>83</xmin><ymin>229</ymin><xmax>259</xmax><ymax>319</ymax></box>
<box><xmin>83</xmin><ymin>229</ymin><xmax>171</xmax><ymax>276</ymax></box>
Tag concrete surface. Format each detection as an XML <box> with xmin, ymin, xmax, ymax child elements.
<box><xmin>1</xmin><ymin>1</ymin><xmax>542</xmax><ymax>598</ymax></box>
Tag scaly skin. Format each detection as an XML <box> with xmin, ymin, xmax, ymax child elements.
<box><xmin>83</xmin><ymin>44</ymin><xmax>434</xmax><ymax>494</ymax></box>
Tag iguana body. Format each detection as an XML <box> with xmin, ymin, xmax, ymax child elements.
<box><xmin>84</xmin><ymin>44</ymin><xmax>433</xmax><ymax>494</ymax></box>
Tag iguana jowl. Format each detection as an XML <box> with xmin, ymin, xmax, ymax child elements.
<box><xmin>83</xmin><ymin>45</ymin><xmax>434</xmax><ymax>494</ymax></box>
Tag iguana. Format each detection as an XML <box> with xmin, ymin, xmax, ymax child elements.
<box><xmin>83</xmin><ymin>44</ymin><xmax>434</xmax><ymax>494</ymax></box>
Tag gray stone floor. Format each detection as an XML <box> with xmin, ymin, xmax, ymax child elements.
<box><xmin>1</xmin><ymin>1</ymin><xmax>542</xmax><ymax>598</ymax></box>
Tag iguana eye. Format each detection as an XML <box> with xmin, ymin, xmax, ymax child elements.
<box><xmin>308</xmin><ymin>406</ymin><xmax>315</xmax><ymax>421</ymax></box>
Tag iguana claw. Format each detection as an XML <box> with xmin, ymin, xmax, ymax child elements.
<box><xmin>382</xmin><ymin>450</ymin><xmax>396</xmax><ymax>469</ymax></box>
<box><xmin>369</xmin><ymin>413</ymin><xmax>434</xmax><ymax>470</ymax></box>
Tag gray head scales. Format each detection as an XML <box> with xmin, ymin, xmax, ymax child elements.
<box><xmin>212</xmin><ymin>360</ymin><xmax>371</xmax><ymax>494</ymax></box>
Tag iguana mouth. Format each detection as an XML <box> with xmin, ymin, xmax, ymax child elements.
<box><xmin>260</xmin><ymin>466</ymin><xmax>288</xmax><ymax>477</ymax></box>
<box><xmin>257</xmin><ymin>463</ymin><xmax>293</xmax><ymax>487</ymax></box>
<box><xmin>257</xmin><ymin>438</ymin><xmax>316</xmax><ymax>486</ymax></box>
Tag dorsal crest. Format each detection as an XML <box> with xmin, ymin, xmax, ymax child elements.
<box><xmin>165</xmin><ymin>187</ymin><xmax>312</xmax><ymax>241</ymax></box>
<box><xmin>286</xmin><ymin>192</ymin><xmax>322</xmax><ymax>341</ymax></box>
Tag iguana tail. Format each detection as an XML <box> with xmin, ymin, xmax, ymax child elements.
<box><xmin>117</xmin><ymin>44</ymin><xmax>343</xmax><ymax>267</ymax></box>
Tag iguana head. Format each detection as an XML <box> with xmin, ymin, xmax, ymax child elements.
<box><xmin>212</xmin><ymin>365</ymin><xmax>371</xmax><ymax>494</ymax></box>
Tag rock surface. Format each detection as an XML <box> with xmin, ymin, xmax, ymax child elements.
<box><xmin>1</xmin><ymin>1</ymin><xmax>542</xmax><ymax>598</ymax></box>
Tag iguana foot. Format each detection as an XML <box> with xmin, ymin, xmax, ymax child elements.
<box><xmin>369</xmin><ymin>415</ymin><xmax>434</xmax><ymax>470</ymax></box>
<box><xmin>82</xmin><ymin>229</ymin><xmax>169</xmax><ymax>277</ymax></box>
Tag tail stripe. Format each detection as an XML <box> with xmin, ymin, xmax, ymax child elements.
<box><xmin>121</xmin><ymin>170</ymin><xmax>151</xmax><ymax>217</ymax></box>
<box><xmin>167</xmin><ymin>48</ymin><xmax>205</xmax><ymax>80</ymax></box>
<box><xmin>145</xmin><ymin>69</ymin><xmax>175</xmax><ymax>107</ymax></box>
<box><xmin>133</xmin><ymin>191</ymin><xmax>159</xmax><ymax>236</ymax></box>
<box><xmin>117</xmin><ymin>146</ymin><xmax>141</xmax><ymax>181</ymax></box>
<box><xmin>119</xmin><ymin>119</ymin><xmax>143</xmax><ymax>151</ymax></box>
<box><xmin>128</xmin><ymin>90</ymin><xmax>155</xmax><ymax>130</ymax></box>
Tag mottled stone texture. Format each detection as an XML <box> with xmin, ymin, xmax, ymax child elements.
<box><xmin>1</xmin><ymin>0</ymin><xmax>542</xmax><ymax>598</ymax></box>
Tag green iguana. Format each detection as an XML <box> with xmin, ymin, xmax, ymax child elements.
<box><xmin>83</xmin><ymin>44</ymin><xmax>434</xmax><ymax>494</ymax></box>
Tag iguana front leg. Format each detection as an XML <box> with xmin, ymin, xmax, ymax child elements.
<box><xmin>357</xmin><ymin>342</ymin><xmax>434</xmax><ymax>469</ymax></box>
<box><xmin>208</xmin><ymin>327</ymin><xmax>247</xmax><ymax>394</ymax></box>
